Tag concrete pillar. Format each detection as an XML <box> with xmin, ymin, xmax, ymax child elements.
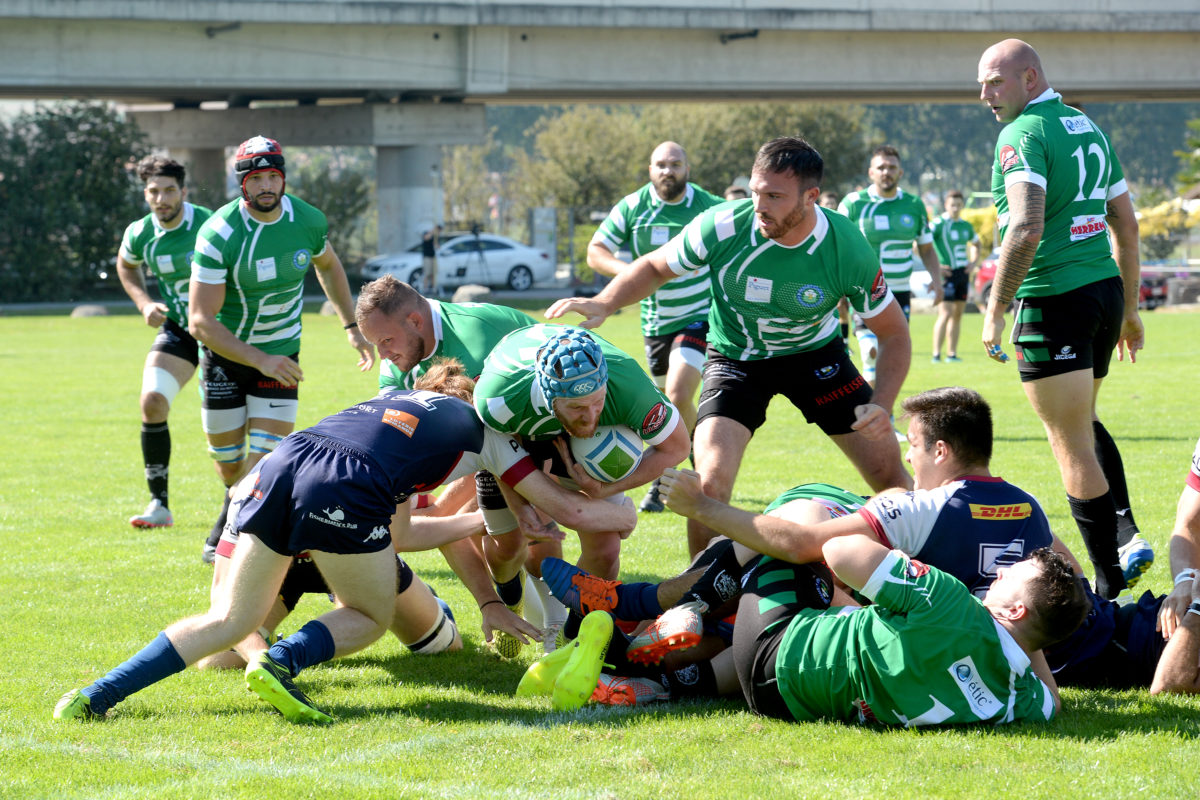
<box><xmin>377</xmin><ymin>145</ymin><xmax>442</xmax><ymax>256</ymax></box>
<box><xmin>169</xmin><ymin>147</ymin><xmax>228</xmax><ymax>210</ymax></box>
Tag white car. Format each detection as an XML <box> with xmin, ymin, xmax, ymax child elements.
<box><xmin>361</xmin><ymin>232</ymin><xmax>553</xmax><ymax>291</ymax></box>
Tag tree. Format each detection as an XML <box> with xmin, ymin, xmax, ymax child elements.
<box><xmin>1177</xmin><ymin>117</ymin><xmax>1200</xmax><ymax>192</ymax></box>
<box><xmin>291</xmin><ymin>147</ymin><xmax>375</xmax><ymax>270</ymax></box>
<box><xmin>0</xmin><ymin>101</ymin><xmax>148</xmax><ymax>303</ymax></box>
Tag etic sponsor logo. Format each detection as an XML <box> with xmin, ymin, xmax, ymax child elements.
<box><xmin>948</xmin><ymin>656</ymin><xmax>1002</xmax><ymax>719</ymax></box>
<box><xmin>1060</xmin><ymin>115</ymin><xmax>1095</xmax><ymax>134</ymax></box>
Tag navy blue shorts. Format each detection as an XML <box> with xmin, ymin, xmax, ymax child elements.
<box><xmin>698</xmin><ymin>339</ymin><xmax>873</xmax><ymax>435</ymax></box>
<box><xmin>1053</xmin><ymin>589</ymin><xmax>1166</xmax><ymax>689</ymax></box>
<box><xmin>643</xmin><ymin>321</ymin><xmax>708</xmax><ymax>379</ymax></box>
<box><xmin>943</xmin><ymin>270</ymin><xmax>969</xmax><ymax>303</ymax></box>
<box><xmin>235</xmin><ymin>432</ymin><xmax>397</xmax><ymax>557</ymax></box>
<box><xmin>150</xmin><ymin>318</ymin><xmax>200</xmax><ymax>365</ymax></box>
<box><xmin>1013</xmin><ymin>276</ymin><xmax>1123</xmax><ymax>383</ymax></box>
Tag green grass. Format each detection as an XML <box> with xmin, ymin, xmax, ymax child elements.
<box><xmin>2</xmin><ymin>304</ymin><xmax>1198</xmax><ymax>800</ymax></box>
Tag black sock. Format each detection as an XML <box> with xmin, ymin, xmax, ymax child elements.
<box><xmin>1093</xmin><ymin>421</ymin><xmax>1139</xmax><ymax>545</ymax></box>
<box><xmin>141</xmin><ymin>422</ymin><xmax>170</xmax><ymax>506</ymax></box>
<box><xmin>204</xmin><ymin>491</ymin><xmax>233</xmax><ymax>548</ymax></box>
<box><xmin>660</xmin><ymin>660</ymin><xmax>719</xmax><ymax>698</ymax></box>
<box><xmin>563</xmin><ymin>609</ymin><xmax>583</xmax><ymax>640</ymax></box>
<box><xmin>494</xmin><ymin>573</ymin><xmax>524</xmax><ymax>607</ymax></box>
<box><xmin>681</xmin><ymin>540</ymin><xmax>744</xmax><ymax>610</ymax></box>
<box><xmin>840</xmin><ymin>321</ymin><xmax>850</xmax><ymax>342</ymax></box>
<box><xmin>1068</xmin><ymin>491</ymin><xmax>1125</xmax><ymax>599</ymax></box>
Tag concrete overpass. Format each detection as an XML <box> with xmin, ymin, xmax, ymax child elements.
<box><xmin>4</xmin><ymin>0</ymin><xmax>1198</xmax><ymax>249</ymax></box>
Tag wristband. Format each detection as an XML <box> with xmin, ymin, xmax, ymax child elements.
<box><xmin>344</xmin><ymin>321</ymin><xmax>359</xmax><ymax>330</ymax></box>
<box><xmin>1175</xmin><ymin>568</ymin><xmax>1197</xmax><ymax>585</ymax></box>
<box><xmin>479</xmin><ymin>599</ymin><xmax>503</xmax><ymax>611</ymax></box>
<box><xmin>1187</xmin><ymin>601</ymin><xmax>1200</xmax><ymax>618</ymax></box>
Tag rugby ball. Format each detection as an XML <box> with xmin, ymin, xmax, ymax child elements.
<box><xmin>569</xmin><ymin>425</ymin><xmax>644</xmax><ymax>483</ymax></box>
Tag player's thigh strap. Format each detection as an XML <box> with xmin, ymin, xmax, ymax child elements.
<box><xmin>483</xmin><ymin>506</ymin><xmax>519</xmax><ymax>536</ymax></box>
<box><xmin>208</xmin><ymin>442</ymin><xmax>246</xmax><ymax>464</ymax></box>
<box><xmin>248</xmin><ymin>428</ymin><xmax>285</xmax><ymax>456</ymax></box>
<box><xmin>202</xmin><ymin>405</ymin><xmax>247</xmax><ymax>435</ymax></box>
<box><xmin>247</xmin><ymin>395</ymin><xmax>298</xmax><ymax>424</ymax></box>
<box><xmin>141</xmin><ymin>366</ymin><xmax>182</xmax><ymax>406</ymax></box>
<box><xmin>669</xmin><ymin>346</ymin><xmax>705</xmax><ymax>374</ymax></box>
<box><xmin>407</xmin><ymin>604</ymin><xmax>457</xmax><ymax>654</ymax></box>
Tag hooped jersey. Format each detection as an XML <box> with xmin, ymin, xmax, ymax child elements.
<box><xmin>120</xmin><ymin>202</ymin><xmax>213</xmax><ymax>327</ymax></box>
<box><xmin>191</xmin><ymin>194</ymin><xmax>329</xmax><ymax>355</ymax></box>
<box><xmin>662</xmin><ymin>202</ymin><xmax>892</xmax><ymax>361</ymax></box>
<box><xmin>837</xmin><ymin>188</ymin><xmax>933</xmax><ymax>291</ymax></box>
<box><xmin>764</xmin><ymin>483</ymin><xmax>866</xmax><ymax>518</ymax></box>
<box><xmin>474</xmin><ymin>323</ymin><xmax>678</xmax><ymax>446</ymax></box>
<box><xmin>931</xmin><ymin>215</ymin><xmax>979</xmax><ymax>273</ymax></box>
<box><xmin>776</xmin><ymin>550</ymin><xmax>1055</xmax><ymax>727</ymax></box>
<box><xmin>858</xmin><ymin>476</ymin><xmax>1053</xmax><ymax>598</ymax></box>
<box><xmin>378</xmin><ymin>300</ymin><xmax>537</xmax><ymax>391</ymax></box>
<box><xmin>990</xmin><ymin>90</ymin><xmax>1125</xmax><ymax>298</ymax></box>
<box><xmin>591</xmin><ymin>182</ymin><xmax>725</xmax><ymax>337</ymax></box>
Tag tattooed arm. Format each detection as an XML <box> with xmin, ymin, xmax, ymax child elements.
<box><xmin>982</xmin><ymin>181</ymin><xmax>1044</xmax><ymax>361</ymax></box>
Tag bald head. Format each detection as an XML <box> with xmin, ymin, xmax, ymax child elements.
<box><xmin>649</xmin><ymin>141</ymin><xmax>689</xmax><ymax>202</ymax></box>
<box><xmin>978</xmin><ymin>39</ymin><xmax>1050</xmax><ymax>124</ymax></box>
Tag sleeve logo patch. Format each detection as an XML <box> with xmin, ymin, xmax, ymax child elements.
<box><xmin>999</xmin><ymin>144</ymin><xmax>1020</xmax><ymax>172</ymax></box>
<box><xmin>905</xmin><ymin>558</ymin><xmax>931</xmax><ymax>579</ymax></box>
<box><xmin>870</xmin><ymin>270</ymin><xmax>889</xmax><ymax>302</ymax></box>
<box><xmin>382</xmin><ymin>408</ymin><xmax>420</xmax><ymax>437</ymax></box>
<box><xmin>642</xmin><ymin>402</ymin><xmax>668</xmax><ymax>437</ymax></box>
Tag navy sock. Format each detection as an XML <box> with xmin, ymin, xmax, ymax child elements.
<box><xmin>495</xmin><ymin>573</ymin><xmax>524</xmax><ymax>607</ymax></box>
<box><xmin>1093</xmin><ymin>421</ymin><xmax>1140</xmax><ymax>545</ymax></box>
<box><xmin>681</xmin><ymin>540</ymin><xmax>744</xmax><ymax>610</ymax></box>
<box><xmin>615</xmin><ymin>582</ymin><xmax>663</xmax><ymax>621</ymax></box>
<box><xmin>141</xmin><ymin>422</ymin><xmax>171</xmax><ymax>505</ymax></box>
<box><xmin>205</xmin><ymin>491</ymin><xmax>233</xmax><ymax>548</ymax></box>
<box><xmin>267</xmin><ymin>620</ymin><xmax>335</xmax><ymax>678</ymax></box>
<box><xmin>660</xmin><ymin>660</ymin><xmax>719</xmax><ymax>698</ymax></box>
<box><xmin>1068</xmin><ymin>491</ymin><xmax>1125</xmax><ymax>599</ymax></box>
<box><xmin>83</xmin><ymin>631</ymin><xmax>186</xmax><ymax>715</ymax></box>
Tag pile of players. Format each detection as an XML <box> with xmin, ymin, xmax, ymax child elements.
<box><xmin>53</xmin><ymin>38</ymin><xmax>1200</xmax><ymax>728</ymax></box>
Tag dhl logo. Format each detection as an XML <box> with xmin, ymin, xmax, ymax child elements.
<box><xmin>969</xmin><ymin>503</ymin><xmax>1032</xmax><ymax>520</ymax></box>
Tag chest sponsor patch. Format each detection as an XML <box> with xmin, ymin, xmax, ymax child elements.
<box><xmin>969</xmin><ymin>503</ymin><xmax>1032</xmax><ymax>520</ymax></box>
<box><xmin>999</xmin><ymin>144</ymin><xmax>1020</xmax><ymax>172</ymax></box>
<box><xmin>382</xmin><ymin>408</ymin><xmax>420</xmax><ymax>437</ymax></box>
<box><xmin>745</xmin><ymin>276</ymin><xmax>772</xmax><ymax>303</ymax></box>
<box><xmin>650</xmin><ymin>226</ymin><xmax>670</xmax><ymax>246</ymax></box>
<box><xmin>256</xmin><ymin>256</ymin><xmax>277</xmax><ymax>282</ymax></box>
<box><xmin>641</xmin><ymin>401</ymin><xmax>668</xmax><ymax>438</ymax></box>
<box><xmin>1069</xmin><ymin>215</ymin><xmax>1107</xmax><ymax>242</ymax></box>
<box><xmin>873</xmin><ymin>216</ymin><xmax>890</xmax><ymax>231</ymax></box>
<box><xmin>156</xmin><ymin>254</ymin><xmax>175</xmax><ymax>274</ymax></box>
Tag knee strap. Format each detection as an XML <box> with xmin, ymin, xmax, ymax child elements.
<box><xmin>208</xmin><ymin>442</ymin><xmax>245</xmax><ymax>464</ymax></box>
<box><xmin>141</xmin><ymin>367</ymin><xmax>181</xmax><ymax>407</ymax></box>
<box><xmin>248</xmin><ymin>428</ymin><xmax>285</xmax><ymax>455</ymax></box>
<box><xmin>407</xmin><ymin>601</ymin><xmax>458</xmax><ymax>655</ymax></box>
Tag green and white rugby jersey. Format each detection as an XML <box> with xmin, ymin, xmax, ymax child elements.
<box><xmin>120</xmin><ymin>202</ymin><xmax>213</xmax><ymax>327</ymax></box>
<box><xmin>763</xmin><ymin>483</ymin><xmax>866</xmax><ymax>518</ymax></box>
<box><xmin>662</xmin><ymin>202</ymin><xmax>890</xmax><ymax>361</ymax></box>
<box><xmin>378</xmin><ymin>300</ymin><xmax>537</xmax><ymax>391</ymax></box>
<box><xmin>592</xmin><ymin>182</ymin><xmax>725</xmax><ymax>337</ymax></box>
<box><xmin>837</xmin><ymin>188</ymin><xmax>933</xmax><ymax>292</ymax></box>
<box><xmin>931</xmin><ymin>215</ymin><xmax>979</xmax><ymax>273</ymax></box>
<box><xmin>991</xmin><ymin>90</ymin><xmax>1124</xmax><ymax>298</ymax></box>
<box><xmin>191</xmin><ymin>195</ymin><xmax>328</xmax><ymax>356</ymax></box>
<box><xmin>776</xmin><ymin>550</ymin><xmax>1055</xmax><ymax>727</ymax></box>
<box><xmin>474</xmin><ymin>323</ymin><xmax>678</xmax><ymax>446</ymax></box>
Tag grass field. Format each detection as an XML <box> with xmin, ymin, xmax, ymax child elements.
<box><xmin>2</xmin><ymin>302</ymin><xmax>1198</xmax><ymax>799</ymax></box>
